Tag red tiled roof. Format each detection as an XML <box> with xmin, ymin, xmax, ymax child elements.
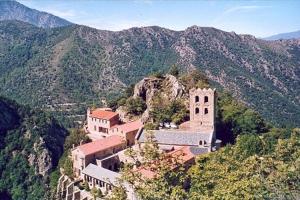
<box><xmin>167</xmin><ymin>146</ymin><xmax>194</xmax><ymax>164</ymax></box>
<box><xmin>78</xmin><ymin>135</ymin><xmax>124</xmax><ymax>156</ymax></box>
<box><xmin>90</xmin><ymin>109</ymin><xmax>119</xmax><ymax>120</ymax></box>
<box><xmin>111</xmin><ymin>120</ymin><xmax>143</xmax><ymax>133</ymax></box>
<box><xmin>135</xmin><ymin>146</ymin><xmax>195</xmax><ymax>179</ymax></box>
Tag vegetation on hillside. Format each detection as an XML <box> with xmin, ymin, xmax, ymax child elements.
<box><xmin>0</xmin><ymin>96</ymin><xmax>67</xmax><ymax>200</ymax></box>
<box><xmin>0</xmin><ymin>20</ymin><xmax>299</xmax><ymax>127</ymax></box>
<box><xmin>109</xmin><ymin>128</ymin><xmax>299</xmax><ymax>200</ymax></box>
<box><xmin>189</xmin><ymin>128</ymin><xmax>300</xmax><ymax>199</ymax></box>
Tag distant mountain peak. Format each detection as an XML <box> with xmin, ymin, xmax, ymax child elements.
<box><xmin>264</xmin><ymin>30</ymin><xmax>300</xmax><ymax>40</ymax></box>
<box><xmin>0</xmin><ymin>0</ymin><xmax>73</xmax><ymax>28</ymax></box>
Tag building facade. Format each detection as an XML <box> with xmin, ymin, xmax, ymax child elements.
<box><xmin>189</xmin><ymin>88</ymin><xmax>216</xmax><ymax>130</ymax></box>
<box><xmin>86</xmin><ymin>108</ymin><xmax>119</xmax><ymax>135</ymax></box>
<box><xmin>71</xmin><ymin>135</ymin><xmax>126</xmax><ymax>177</ymax></box>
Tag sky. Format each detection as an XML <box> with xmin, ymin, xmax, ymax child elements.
<box><xmin>18</xmin><ymin>0</ymin><xmax>300</xmax><ymax>38</ymax></box>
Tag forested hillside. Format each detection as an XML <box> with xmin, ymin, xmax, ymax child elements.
<box><xmin>0</xmin><ymin>96</ymin><xmax>67</xmax><ymax>199</ymax></box>
<box><xmin>0</xmin><ymin>20</ymin><xmax>299</xmax><ymax>127</ymax></box>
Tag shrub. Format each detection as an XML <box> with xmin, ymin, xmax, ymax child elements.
<box><xmin>125</xmin><ymin>97</ymin><xmax>147</xmax><ymax>115</ymax></box>
<box><xmin>169</xmin><ymin>64</ymin><xmax>179</xmax><ymax>77</ymax></box>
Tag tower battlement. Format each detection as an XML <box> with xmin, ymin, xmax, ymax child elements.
<box><xmin>189</xmin><ymin>88</ymin><xmax>216</xmax><ymax>130</ymax></box>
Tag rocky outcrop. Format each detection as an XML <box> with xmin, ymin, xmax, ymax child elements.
<box><xmin>28</xmin><ymin>137</ymin><xmax>53</xmax><ymax>176</ymax></box>
<box><xmin>133</xmin><ymin>76</ymin><xmax>163</xmax><ymax>104</ymax></box>
<box><xmin>132</xmin><ymin>74</ymin><xmax>186</xmax><ymax>122</ymax></box>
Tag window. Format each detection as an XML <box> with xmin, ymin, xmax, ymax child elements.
<box><xmin>199</xmin><ymin>140</ymin><xmax>203</xmax><ymax>146</ymax></box>
<box><xmin>94</xmin><ymin>126</ymin><xmax>96</xmax><ymax>131</ymax></box>
<box><xmin>204</xmin><ymin>96</ymin><xmax>208</xmax><ymax>103</ymax></box>
<box><xmin>204</xmin><ymin>108</ymin><xmax>208</xmax><ymax>114</ymax></box>
<box><xmin>195</xmin><ymin>107</ymin><xmax>200</xmax><ymax>114</ymax></box>
<box><xmin>195</xmin><ymin>96</ymin><xmax>199</xmax><ymax>103</ymax></box>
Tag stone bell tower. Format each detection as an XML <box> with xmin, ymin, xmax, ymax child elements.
<box><xmin>189</xmin><ymin>88</ymin><xmax>216</xmax><ymax>131</ymax></box>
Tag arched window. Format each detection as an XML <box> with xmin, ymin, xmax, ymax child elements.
<box><xmin>204</xmin><ymin>96</ymin><xmax>209</xmax><ymax>103</ymax></box>
<box><xmin>204</xmin><ymin>108</ymin><xmax>208</xmax><ymax>114</ymax></box>
<box><xmin>199</xmin><ymin>140</ymin><xmax>203</xmax><ymax>146</ymax></box>
<box><xmin>195</xmin><ymin>96</ymin><xmax>199</xmax><ymax>102</ymax></box>
<box><xmin>195</xmin><ymin>107</ymin><xmax>200</xmax><ymax>114</ymax></box>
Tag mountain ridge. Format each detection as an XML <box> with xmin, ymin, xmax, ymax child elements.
<box><xmin>264</xmin><ymin>30</ymin><xmax>300</xmax><ymax>40</ymax></box>
<box><xmin>0</xmin><ymin>0</ymin><xmax>72</xmax><ymax>28</ymax></box>
<box><xmin>0</xmin><ymin>19</ymin><xmax>299</xmax><ymax>127</ymax></box>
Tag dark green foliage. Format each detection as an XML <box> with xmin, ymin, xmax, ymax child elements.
<box><xmin>125</xmin><ymin>97</ymin><xmax>147</xmax><ymax>115</ymax></box>
<box><xmin>261</xmin><ymin>128</ymin><xmax>292</xmax><ymax>154</ymax></box>
<box><xmin>168</xmin><ymin>64</ymin><xmax>180</xmax><ymax>77</ymax></box>
<box><xmin>0</xmin><ymin>97</ymin><xmax>67</xmax><ymax>200</ymax></box>
<box><xmin>150</xmin><ymin>71</ymin><xmax>165</xmax><ymax>79</ymax></box>
<box><xmin>180</xmin><ymin>70</ymin><xmax>210</xmax><ymax>90</ymax></box>
<box><xmin>234</xmin><ymin>134</ymin><xmax>264</xmax><ymax>159</ymax></box>
<box><xmin>216</xmin><ymin>92</ymin><xmax>268</xmax><ymax>143</ymax></box>
<box><xmin>107</xmin><ymin>85</ymin><xmax>137</xmax><ymax>111</ymax></box>
<box><xmin>49</xmin><ymin>169</ymin><xmax>60</xmax><ymax>193</ymax></box>
<box><xmin>64</xmin><ymin>128</ymin><xmax>91</xmax><ymax>150</ymax></box>
<box><xmin>188</xmin><ymin>129</ymin><xmax>300</xmax><ymax>199</ymax></box>
<box><xmin>144</xmin><ymin>122</ymin><xmax>159</xmax><ymax>130</ymax></box>
<box><xmin>150</xmin><ymin>97</ymin><xmax>189</xmax><ymax>125</ymax></box>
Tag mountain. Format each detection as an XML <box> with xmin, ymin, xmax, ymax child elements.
<box><xmin>0</xmin><ymin>96</ymin><xmax>67</xmax><ymax>199</ymax></box>
<box><xmin>264</xmin><ymin>30</ymin><xmax>300</xmax><ymax>40</ymax></box>
<box><xmin>0</xmin><ymin>0</ymin><xmax>72</xmax><ymax>28</ymax></box>
<box><xmin>0</xmin><ymin>20</ymin><xmax>299</xmax><ymax>127</ymax></box>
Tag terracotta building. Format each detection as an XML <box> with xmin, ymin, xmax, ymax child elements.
<box><xmin>109</xmin><ymin>119</ymin><xmax>143</xmax><ymax>146</ymax></box>
<box><xmin>66</xmin><ymin>88</ymin><xmax>220</xmax><ymax>199</ymax></box>
<box><xmin>86</xmin><ymin>108</ymin><xmax>119</xmax><ymax>136</ymax></box>
<box><xmin>71</xmin><ymin>135</ymin><xmax>126</xmax><ymax>177</ymax></box>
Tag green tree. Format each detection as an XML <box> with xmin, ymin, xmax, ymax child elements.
<box><xmin>63</xmin><ymin>156</ymin><xmax>73</xmax><ymax>178</ymax></box>
<box><xmin>107</xmin><ymin>184</ymin><xmax>127</xmax><ymax>200</ymax></box>
<box><xmin>169</xmin><ymin>64</ymin><xmax>179</xmax><ymax>77</ymax></box>
<box><xmin>64</xmin><ymin>128</ymin><xmax>91</xmax><ymax>150</ymax></box>
<box><xmin>125</xmin><ymin>97</ymin><xmax>147</xmax><ymax>115</ymax></box>
<box><xmin>188</xmin><ymin>129</ymin><xmax>300</xmax><ymax>199</ymax></box>
<box><xmin>234</xmin><ymin>134</ymin><xmax>263</xmax><ymax>159</ymax></box>
<box><xmin>91</xmin><ymin>187</ymin><xmax>103</xmax><ymax>199</ymax></box>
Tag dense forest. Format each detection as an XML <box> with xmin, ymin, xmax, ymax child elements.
<box><xmin>0</xmin><ymin>97</ymin><xmax>67</xmax><ymax>199</ymax></box>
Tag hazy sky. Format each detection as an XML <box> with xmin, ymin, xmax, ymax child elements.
<box><xmin>19</xmin><ymin>0</ymin><xmax>300</xmax><ymax>37</ymax></box>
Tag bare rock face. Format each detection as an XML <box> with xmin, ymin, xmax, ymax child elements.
<box><xmin>132</xmin><ymin>74</ymin><xmax>186</xmax><ymax>122</ymax></box>
<box><xmin>164</xmin><ymin>74</ymin><xmax>185</xmax><ymax>100</ymax></box>
<box><xmin>116</xmin><ymin>106</ymin><xmax>130</xmax><ymax>123</ymax></box>
<box><xmin>28</xmin><ymin>137</ymin><xmax>53</xmax><ymax>176</ymax></box>
<box><xmin>133</xmin><ymin>76</ymin><xmax>163</xmax><ymax>104</ymax></box>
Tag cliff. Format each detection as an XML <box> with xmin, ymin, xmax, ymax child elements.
<box><xmin>0</xmin><ymin>97</ymin><xmax>67</xmax><ymax>199</ymax></box>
